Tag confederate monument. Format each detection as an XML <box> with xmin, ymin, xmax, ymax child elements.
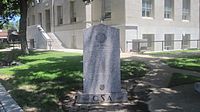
<box><xmin>76</xmin><ymin>24</ymin><xmax>127</xmax><ymax>104</ymax></box>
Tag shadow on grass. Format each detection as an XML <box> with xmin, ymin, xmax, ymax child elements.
<box><xmin>2</xmin><ymin>54</ymin><xmax>83</xmax><ymax>112</ymax></box>
<box><xmin>121</xmin><ymin>60</ymin><xmax>148</xmax><ymax>80</ymax></box>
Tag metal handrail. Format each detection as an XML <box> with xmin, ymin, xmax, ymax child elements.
<box><xmin>127</xmin><ymin>39</ymin><xmax>200</xmax><ymax>52</ymax></box>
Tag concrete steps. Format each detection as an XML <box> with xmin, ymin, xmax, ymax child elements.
<box><xmin>47</xmin><ymin>33</ymin><xmax>65</xmax><ymax>50</ymax></box>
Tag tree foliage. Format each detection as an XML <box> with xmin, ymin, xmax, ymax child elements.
<box><xmin>0</xmin><ymin>0</ymin><xmax>29</xmax><ymax>54</ymax></box>
<box><xmin>0</xmin><ymin>0</ymin><xmax>20</xmax><ymax>28</ymax></box>
<box><xmin>2</xmin><ymin>21</ymin><xmax>16</xmax><ymax>30</ymax></box>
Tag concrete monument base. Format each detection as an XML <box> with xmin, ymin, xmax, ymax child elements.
<box><xmin>76</xmin><ymin>90</ymin><xmax>128</xmax><ymax>104</ymax></box>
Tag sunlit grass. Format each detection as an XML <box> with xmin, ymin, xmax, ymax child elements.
<box><xmin>146</xmin><ymin>49</ymin><xmax>200</xmax><ymax>72</ymax></box>
<box><xmin>146</xmin><ymin>49</ymin><xmax>200</xmax><ymax>57</ymax></box>
<box><xmin>169</xmin><ymin>73</ymin><xmax>200</xmax><ymax>87</ymax></box>
<box><xmin>0</xmin><ymin>51</ymin><xmax>83</xmax><ymax>111</ymax></box>
<box><xmin>164</xmin><ymin>56</ymin><xmax>200</xmax><ymax>72</ymax></box>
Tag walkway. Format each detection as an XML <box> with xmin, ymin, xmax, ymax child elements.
<box><xmin>121</xmin><ymin>53</ymin><xmax>200</xmax><ymax>112</ymax></box>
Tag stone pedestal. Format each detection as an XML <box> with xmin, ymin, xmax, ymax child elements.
<box><xmin>76</xmin><ymin>90</ymin><xmax>127</xmax><ymax>104</ymax></box>
<box><xmin>76</xmin><ymin>24</ymin><xmax>127</xmax><ymax>104</ymax></box>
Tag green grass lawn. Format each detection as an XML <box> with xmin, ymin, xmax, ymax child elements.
<box><xmin>0</xmin><ymin>51</ymin><xmax>83</xmax><ymax>111</ymax></box>
<box><xmin>164</xmin><ymin>55</ymin><xmax>200</xmax><ymax>72</ymax></box>
<box><xmin>146</xmin><ymin>49</ymin><xmax>200</xmax><ymax>57</ymax></box>
<box><xmin>121</xmin><ymin>60</ymin><xmax>148</xmax><ymax>80</ymax></box>
<box><xmin>146</xmin><ymin>49</ymin><xmax>200</xmax><ymax>72</ymax></box>
<box><xmin>168</xmin><ymin>73</ymin><xmax>200</xmax><ymax>87</ymax></box>
<box><xmin>0</xmin><ymin>51</ymin><xmax>148</xmax><ymax>111</ymax></box>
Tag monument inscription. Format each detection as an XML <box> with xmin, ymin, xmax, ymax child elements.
<box><xmin>76</xmin><ymin>24</ymin><xmax>127</xmax><ymax>104</ymax></box>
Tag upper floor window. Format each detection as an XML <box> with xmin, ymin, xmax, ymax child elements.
<box><xmin>164</xmin><ymin>0</ymin><xmax>174</xmax><ymax>19</ymax></box>
<box><xmin>142</xmin><ymin>0</ymin><xmax>154</xmax><ymax>17</ymax></box>
<box><xmin>57</xmin><ymin>6</ymin><xmax>63</xmax><ymax>25</ymax></box>
<box><xmin>27</xmin><ymin>17</ymin><xmax>30</xmax><ymax>26</ymax></box>
<box><xmin>70</xmin><ymin>1</ymin><xmax>76</xmax><ymax>23</ymax></box>
<box><xmin>102</xmin><ymin>0</ymin><xmax>111</xmax><ymax>20</ymax></box>
<box><xmin>32</xmin><ymin>15</ymin><xmax>35</xmax><ymax>25</ymax></box>
<box><xmin>38</xmin><ymin>13</ymin><xmax>42</xmax><ymax>26</ymax></box>
<box><xmin>182</xmin><ymin>0</ymin><xmax>190</xmax><ymax>20</ymax></box>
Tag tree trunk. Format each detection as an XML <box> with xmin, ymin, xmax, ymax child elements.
<box><xmin>19</xmin><ymin>0</ymin><xmax>29</xmax><ymax>54</ymax></box>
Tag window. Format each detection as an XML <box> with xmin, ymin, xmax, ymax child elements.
<box><xmin>182</xmin><ymin>0</ymin><xmax>190</xmax><ymax>20</ymax></box>
<box><xmin>57</xmin><ymin>6</ymin><xmax>63</xmax><ymax>25</ymax></box>
<box><xmin>142</xmin><ymin>34</ymin><xmax>154</xmax><ymax>51</ymax></box>
<box><xmin>27</xmin><ymin>17</ymin><xmax>30</xmax><ymax>26</ymax></box>
<box><xmin>164</xmin><ymin>34</ymin><xmax>174</xmax><ymax>50</ymax></box>
<box><xmin>164</xmin><ymin>0</ymin><xmax>174</xmax><ymax>19</ymax></box>
<box><xmin>182</xmin><ymin>34</ymin><xmax>190</xmax><ymax>49</ymax></box>
<box><xmin>38</xmin><ymin>13</ymin><xmax>42</xmax><ymax>26</ymax></box>
<box><xmin>70</xmin><ymin>1</ymin><xmax>76</xmax><ymax>23</ymax></box>
<box><xmin>142</xmin><ymin>0</ymin><xmax>154</xmax><ymax>17</ymax></box>
<box><xmin>32</xmin><ymin>15</ymin><xmax>35</xmax><ymax>25</ymax></box>
<box><xmin>102</xmin><ymin>0</ymin><xmax>111</xmax><ymax>20</ymax></box>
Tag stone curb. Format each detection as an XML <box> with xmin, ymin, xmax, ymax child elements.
<box><xmin>0</xmin><ymin>84</ymin><xmax>23</xmax><ymax>112</ymax></box>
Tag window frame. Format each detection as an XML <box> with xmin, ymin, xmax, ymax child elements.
<box><xmin>182</xmin><ymin>34</ymin><xmax>191</xmax><ymax>49</ymax></box>
<box><xmin>38</xmin><ymin>13</ymin><xmax>43</xmax><ymax>26</ymax></box>
<box><xmin>182</xmin><ymin>0</ymin><xmax>191</xmax><ymax>21</ymax></box>
<box><xmin>70</xmin><ymin>1</ymin><xmax>76</xmax><ymax>23</ymax></box>
<box><xmin>142</xmin><ymin>34</ymin><xmax>155</xmax><ymax>51</ymax></box>
<box><xmin>142</xmin><ymin>0</ymin><xmax>154</xmax><ymax>18</ymax></box>
<box><xmin>57</xmin><ymin>6</ymin><xmax>63</xmax><ymax>25</ymax></box>
<box><xmin>32</xmin><ymin>15</ymin><xmax>35</xmax><ymax>25</ymax></box>
<box><xmin>102</xmin><ymin>0</ymin><xmax>112</xmax><ymax>20</ymax></box>
<box><xmin>164</xmin><ymin>0</ymin><xmax>174</xmax><ymax>19</ymax></box>
<box><xmin>164</xmin><ymin>34</ymin><xmax>174</xmax><ymax>50</ymax></box>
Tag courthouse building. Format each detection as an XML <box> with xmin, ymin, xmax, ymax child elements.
<box><xmin>27</xmin><ymin>0</ymin><xmax>200</xmax><ymax>52</ymax></box>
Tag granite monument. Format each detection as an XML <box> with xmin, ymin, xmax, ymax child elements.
<box><xmin>76</xmin><ymin>24</ymin><xmax>127</xmax><ymax>104</ymax></box>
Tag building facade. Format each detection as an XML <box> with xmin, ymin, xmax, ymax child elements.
<box><xmin>27</xmin><ymin>0</ymin><xmax>200</xmax><ymax>52</ymax></box>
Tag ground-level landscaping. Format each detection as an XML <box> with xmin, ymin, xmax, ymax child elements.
<box><xmin>154</xmin><ymin>49</ymin><xmax>200</xmax><ymax>73</ymax></box>
<box><xmin>146</xmin><ymin>49</ymin><xmax>200</xmax><ymax>58</ymax></box>
<box><xmin>168</xmin><ymin>73</ymin><xmax>200</xmax><ymax>87</ymax></box>
<box><xmin>0</xmin><ymin>50</ymin><xmax>149</xmax><ymax>111</ymax></box>
<box><xmin>164</xmin><ymin>55</ymin><xmax>200</xmax><ymax>72</ymax></box>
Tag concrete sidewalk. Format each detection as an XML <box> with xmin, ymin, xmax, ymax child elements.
<box><xmin>51</xmin><ymin>48</ymin><xmax>83</xmax><ymax>54</ymax></box>
<box><xmin>121</xmin><ymin>53</ymin><xmax>200</xmax><ymax>112</ymax></box>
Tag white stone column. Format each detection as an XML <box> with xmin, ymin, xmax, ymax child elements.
<box><xmin>85</xmin><ymin>3</ymin><xmax>92</xmax><ymax>28</ymax></box>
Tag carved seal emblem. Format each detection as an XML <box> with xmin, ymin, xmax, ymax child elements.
<box><xmin>96</xmin><ymin>33</ymin><xmax>107</xmax><ymax>44</ymax></box>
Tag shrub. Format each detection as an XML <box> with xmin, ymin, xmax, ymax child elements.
<box><xmin>0</xmin><ymin>42</ymin><xmax>9</xmax><ymax>49</ymax></box>
<box><xmin>0</xmin><ymin>49</ymin><xmax>23</xmax><ymax>66</ymax></box>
